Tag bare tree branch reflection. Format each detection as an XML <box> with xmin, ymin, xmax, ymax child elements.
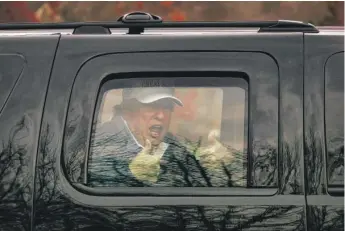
<box><xmin>305</xmin><ymin>124</ymin><xmax>344</xmax><ymax>231</ymax></box>
<box><xmin>0</xmin><ymin>117</ymin><xmax>31</xmax><ymax>231</ymax></box>
<box><xmin>305</xmin><ymin>125</ymin><xmax>324</xmax><ymax>194</ymax></box>
<box><xmin>32</xmin><ymin>115</ymin><xmax>336</xmax><ymax>231</ymax></box>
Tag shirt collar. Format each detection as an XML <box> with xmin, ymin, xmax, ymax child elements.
<box><xmin>119</xmin><ymin>116</ymin><xmax>144</xmax><ymax>150</ymax></box>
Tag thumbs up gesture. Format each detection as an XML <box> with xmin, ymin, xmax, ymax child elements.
<box><xmin>129</xmin><ymin>139</ymin><xmax>161</xmax><ymax>183</ymax></box>
<box><xmin>198</xmin><ymin>129</ymin><xmax>235</xmax><ymax>169</ymax></box>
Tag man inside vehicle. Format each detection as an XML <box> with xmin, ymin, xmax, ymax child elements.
<box><xmin>87</xmin><ymin>87</ymin><xmax>210</xmax><ymax>187</ymax></box>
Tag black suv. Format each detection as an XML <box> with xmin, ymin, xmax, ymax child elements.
<box><xmin>0</xmin><ymin>12</ymin><xmax>343</xmax><ymax>231</ymax></box>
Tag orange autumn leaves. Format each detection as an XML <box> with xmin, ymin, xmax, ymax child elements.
<box><xmin>168</xmin><ymin>10</ymin><xmax>186</xmax><ymax>21</ymax></box>
<box><xmin>3</xmin><ymin>2</ymin><xmax>344</xmax><ymax>25</ymax></box>
<box><xmin>160</xmin><ymin>1</ymin><xmax>186</xmax><ymax>21</ymax></box>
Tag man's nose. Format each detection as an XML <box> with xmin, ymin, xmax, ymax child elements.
<box><xmin>155</xmin><ymin>109</ymin><xmax>166</xmax><ymax>120</ymax></box>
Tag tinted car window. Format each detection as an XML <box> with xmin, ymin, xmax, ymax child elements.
<box><xmin>87</xmin><ymin>77</ymin><xmax>249</xmax><ymax>187</ymax></box>
<box><xmin>325</xmin><ymin>52</ymin><xmax>344</xmax><ymax>187</ymax></box>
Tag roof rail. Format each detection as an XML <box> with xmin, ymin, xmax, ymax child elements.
<box><xmin>0</xmin><ymin>12</ymin><xmax>319</xmax><ymax>34</ymax></box>
<box><xmin>257</xmin><ymin>20</ymin><xmax>319</xmax><ymax>33</ymax></box>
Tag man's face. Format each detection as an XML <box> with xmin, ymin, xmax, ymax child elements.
<box><xmin>125</xmin><ymin>99</ymin><xmax>174</xmax><ymax>146</ymax></box>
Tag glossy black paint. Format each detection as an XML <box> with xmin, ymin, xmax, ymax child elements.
<box><xmin>33</xmin><ymin>33</ymin><xmax>306</xmax><ymax>231</ymax></box>
<box><xmin>304</xmin><ymin>33</ymin><xmax>344</xmax><ymax>231</ymax></box>
<box><xmin>0</xmin><ymin>35</ymin><xmax>60</xmax><ymax>230</ymax></box>
<box><xmin>0</xmin><ymin>54</ymin><xmax>25</xmax><ymax>112</ymax></box>
<box><xmin>0</xmin><ymin>30</ymin><xmax>342</xmax><ymax>231</ymax></box>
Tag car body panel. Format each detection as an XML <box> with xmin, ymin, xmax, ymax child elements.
<box><xmin>33</xmin><ymin>33</ymin><xmax>306</xmax><ymax>230</ymax></box>
<box><xmin>0</xmin><ymin>35</ymin><xmax>60</xmax><ymax>231</ymax></box>
<box><xmin>0</xmin><ymin>24</ymin><xmax>342</xmax><ymax>231</ymax></box>
<box><xmin>304</xmin><ymin>33</ymin><xmax>344</xmax><ymax>231</ymax></box>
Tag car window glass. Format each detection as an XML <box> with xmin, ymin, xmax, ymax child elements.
<box><xmin>87</xmin><ymin>78</ymin><xmax>248</xmax><ymax>187</ymax></box>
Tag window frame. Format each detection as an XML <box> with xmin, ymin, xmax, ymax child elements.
<box><xmin>324</xmin><ymin>52</ymin><xmax>344</xmax><ymax>195</ymax></box>
<box><xmin>61</xmin><ymin>52</ymin><xmax>279</xmax><ymax>197</ymax></box>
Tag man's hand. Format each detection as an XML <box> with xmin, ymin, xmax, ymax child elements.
<box><xmin>198</xmin><ymin>129</ymin><xmax>235</xmax><ymax>169</ymax></box>
<box><xmin>129</xmin><ymin>139</ymin><xmax>161</xmax><ymax>183</ymax></box>
<box><xmin>195</xmin><ymin>129</ymin><xmax>246</xmax><ymax>186</ymax></box>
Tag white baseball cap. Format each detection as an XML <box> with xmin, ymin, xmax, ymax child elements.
<box><xmin>122</xmin><ymin>87</ymin><xmax>183</xmax><ymax>106</ymax></box>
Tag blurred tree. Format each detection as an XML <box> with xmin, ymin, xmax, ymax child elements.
<box><xmin>321</xmin><ymin>1</ymin><xmax>344</xmax><ymax>25</ymax></box>
<box><xmin>0</xmin><ymin>2</ymin><xmax>38</xmax><ymax>22</ymax></box>
<box><xmin>0</xmin><ymin>2</ymin><xmax>344</xmax><ymax>25</ymax></box>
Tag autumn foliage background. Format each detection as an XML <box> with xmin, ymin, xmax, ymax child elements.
<box><xmin>0</xmin><ymin>1</ymin><xmax>344</xmax><ymax>25</ymax></box>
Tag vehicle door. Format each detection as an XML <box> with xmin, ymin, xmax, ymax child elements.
<box><xmin>33</xmin><ymin>29</ymin><xmax>307</xmax><ymax>231</ymax></box>
<box><xmin>0</xmin><ymin>35</ymin><xmax>60</xmax><ymax>231</ymax></box>
<box><xmin>304</xmin><ymin>30</ymin><xmax>344</xmax><ymax>231</ymax></box>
